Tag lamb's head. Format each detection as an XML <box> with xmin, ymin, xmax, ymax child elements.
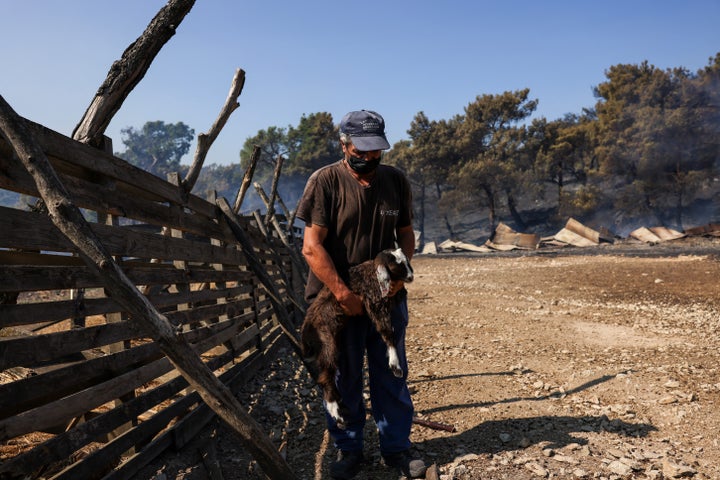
<box><xmin>374</xmin><ymin>248</ymin><xmax>414</xmax><ymax>297</ymax></box>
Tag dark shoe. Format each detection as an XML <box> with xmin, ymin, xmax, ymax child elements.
<box><xmin>329</xmin><ymin>450</ymin><xmax>364</xmax><ymax>479</ymax></box>
<box><xmin>382</xmin><ymin>450</ymin><xmax>428</xmax><ymax>478</ymax></box>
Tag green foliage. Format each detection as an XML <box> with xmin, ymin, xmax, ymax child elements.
<box><xmin>286</xmin><ymin>112</ymin><xmax>341</xmax><ymax>177</ymax></box>
<box><xmin>236</xmin><ymin>112</ymin><xmax>342</xmax><ymax>210</ymax></box>
<box><xmin>384</xmin><ymin>112</ymin><xmax>463</xmax><ymax>243</ymax></box>
<box><xmin>531</xmin><ymin>112</ymin><xmax>596</xmax><ymax>211</ymax></box>
<box><xmin>239</xmin><ymin>125</ymin><xmax>289</xmax><ymax>182</ymax></box>
<box><xmin>593</xmin><ymin>57</ymin><xmax>720</xmax><ymax>228</ymax></box>
<box><xmin>381</xmin><ymin>52</ymin><xmax>719</xmax><ymax>237</ymax></box>
<box><xmin>560</xmin><ymin>184</ymin><xmax>603</xmax><ymax>219</ymax></box>
<box><xmin>450</xmin><ymin>89</ymin><xmax>538</xmax><ymax>230</ymax></box>
<box><xmin>240</xmin><ymin>112</ymin><xmax>341</xmax><ymax>182</ymax></box>
<box><xmin>116</xmin><ymin>121</ymin><xmax>194</xmax><ymax>179</ymax></box>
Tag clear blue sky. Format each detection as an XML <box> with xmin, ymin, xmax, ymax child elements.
<box><xmin>2</xmin><ymin>1</ymin><xmax>718</xmax><ymax>167</ymax></box>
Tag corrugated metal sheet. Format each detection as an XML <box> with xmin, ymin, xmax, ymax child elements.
<box><xmin>684</xmin><ymin>223</ymin><xmax>720</xmax><ymax>236</ymax></box>
<box><xmin>438</xmin><ymin>239</ymin><xmax>493</xmax><ymax>252</ymax></box>
<box><xmin>551</xmin><ymin>218</ymin><xmax>601</xmax><ymax>247</ymax></box>
<box><xmin>490</xmin><ymin>223</ymin><xmax>540</xmax><ymax>249</ymax></box>
<box><xmin>630</xmin><ymin>226</ymin><xmax>685</xmax><ymax>243</ymax></box>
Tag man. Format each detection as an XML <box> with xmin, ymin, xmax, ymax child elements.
<box><xmin>296</xmin><ymin>110</ymin><xmax>426</xmax><ymax>479</ymax></box>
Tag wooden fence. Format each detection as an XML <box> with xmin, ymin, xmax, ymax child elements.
<box><xmin>0</xmin><ymin>118</ymin><xmax>305</xmax><ymax>479</ymax></box>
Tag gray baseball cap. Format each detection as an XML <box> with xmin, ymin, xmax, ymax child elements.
<box><xmin>339</xmin><ymin>110</ymin><xmax>391</xmax><ymax>151</ymax></box>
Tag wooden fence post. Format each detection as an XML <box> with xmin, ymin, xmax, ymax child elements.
<box><xmin>233</xmin><ymin>146</ymin><xmax>260</xmax><ymax>214</ymax></box>
<box><xmin>253</xmin><ymin>183</ymin><xmax>308</xmax><ymax>281</ymax></box>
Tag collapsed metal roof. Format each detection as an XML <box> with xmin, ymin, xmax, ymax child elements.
<box><xmin>421</xmin><ymin>219</ymin><xmax>719</xmax><ymax>254</ymax></box>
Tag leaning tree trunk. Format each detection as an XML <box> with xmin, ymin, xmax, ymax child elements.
<box><xmin>483</xmin><ymin>184</ymin><xmax>497</xmax><ymax>234</ymax></box>
<box><xmin>72</xmin><ymin>0</ymin><xmax>196</xmax><ymax>149</ymax></box>
<box><xmin>435</xmin><ymin>182</ymin><xmax>455</xmax><ymax>239</ymax></box>
<box><xmin>672</xmin><ymin>167</ymin><xmax>686</xmax><ymax>232</ymax></box>
<box><xmin>505</xmin><ymin>190</ymin><xmax>527</xmax><ymax>231</ymax></box>
<box><xmin>417</xmin><ymin>182</ymin><xmax>426</xmax><ymax>250</ymax></box>
<box><xmin>674</xmin><ymin>193</ymin><xmax>684</xmax><ymax>232</ymax></box>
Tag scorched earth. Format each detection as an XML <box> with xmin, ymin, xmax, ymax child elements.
<box><xmin>141</xmin><ymin>238</ymin><xmax>720</xmax><ymax>480</ymax></box>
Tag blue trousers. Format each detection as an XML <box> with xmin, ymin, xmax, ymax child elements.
<box><xmin>325</xmin><ymin>296</ymin><xmax>414</xmax><ymax>454</ymax></box>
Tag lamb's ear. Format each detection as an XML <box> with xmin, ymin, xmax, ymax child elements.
<box><xmin>375</xmin><ymin>264</ymin><xmax>391</xmax><ymax>297</ymax></box>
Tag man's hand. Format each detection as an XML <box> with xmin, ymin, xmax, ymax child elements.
<box><xmin>337</xmin><ymin>290</ymin><xmax>364</xmax><ymax>316</ymax></box>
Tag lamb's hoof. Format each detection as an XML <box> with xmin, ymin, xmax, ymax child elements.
<box><xmin>326</xmin><ymin>401</ymin><xmax>348</xmax><ymax>429</ymax></box>
<box><xmin>391</xmin><ymin>365</ymin><xmax>403</xmax><ymax>378</ymax></box>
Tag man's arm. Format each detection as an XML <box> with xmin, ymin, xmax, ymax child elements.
<box><xmin>302</xmin><ymin>223</ymin><xmax>364</xmax><ymax>315</ymax></box>
<box><xmin>396</xmin><ymin>224</ymin><xmax>415</xmax><ymax>262</ymax></box>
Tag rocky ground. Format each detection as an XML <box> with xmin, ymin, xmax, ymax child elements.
<box><xmin>139</xmin><ymin>237</ymin><xmax>720</xmax><ymax>480</ymax></box>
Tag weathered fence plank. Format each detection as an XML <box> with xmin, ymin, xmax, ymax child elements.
<box><xmin>0</xmin><ymin>342</ymin><xmax>162</xmax><ymax>418</ymax></box>
<box><xmin>0</xmin><ymin>206</ymin><xmax>250</xmax><ymax>264</ymax></box>
<box><xmin>0</xmin><ymin>323</ymin><xmax>141</xmax><ymax>370</ymax></box>
<box><xmin>0</xmin><ymin>261</ymin><xmax>254</xmax><ymax>293</ymax></box>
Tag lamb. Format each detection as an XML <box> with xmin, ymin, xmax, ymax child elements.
<box><xmin>300</xmin><ymin>248</ymin><xmax>414</xmax><ymax>428</ymax></box>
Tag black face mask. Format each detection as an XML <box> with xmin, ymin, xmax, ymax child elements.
<box><xmin>346</xmin><ymin>152</ymin><xmax>381</xmax><ymax>175</ymax></box>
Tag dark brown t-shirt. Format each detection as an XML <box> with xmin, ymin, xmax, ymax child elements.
<box><xmin>296</xmin><ymin>160</ymin><xmax>413</xmax><ymax>300</ymax></box>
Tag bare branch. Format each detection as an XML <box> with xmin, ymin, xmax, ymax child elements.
<box><xmin>183</xmin><ymin>68</ymin><xmax>246</xmax><ymax>193</ymax></box>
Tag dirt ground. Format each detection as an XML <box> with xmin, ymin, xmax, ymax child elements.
<box><xmin>139</xmin><ymin>238</ymin><xmax>720</xmax><ymax>480</ymax></box>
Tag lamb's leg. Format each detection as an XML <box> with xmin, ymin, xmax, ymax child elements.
<box><xmin>386</xmin><ymin>344</ymin><xmax>403</xmax><ymax>378</ymax></box>
<box><xmin>317</xmin><ymin>368</ymin><xmax>347</xmax><ymax>429</ymax></box>
<box><xmin>300</xmin><ymin>322</ymin><xmax>320</xmax><ymax>362</ymax></box>
<box><xmin>369</xmin><ymin>311</ymin><xmax>403</xmax><ymax>378</ymax></box>
<box><xmin>315</xmin><ymin>326</ymin><xmax>350</xmax><ymax>429</ymax></box>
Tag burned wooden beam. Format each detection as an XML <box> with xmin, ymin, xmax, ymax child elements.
<box><xmin>72</xmin><ymin>0</ymin><xmax>197</xmax><ymax>148</ymax></box>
